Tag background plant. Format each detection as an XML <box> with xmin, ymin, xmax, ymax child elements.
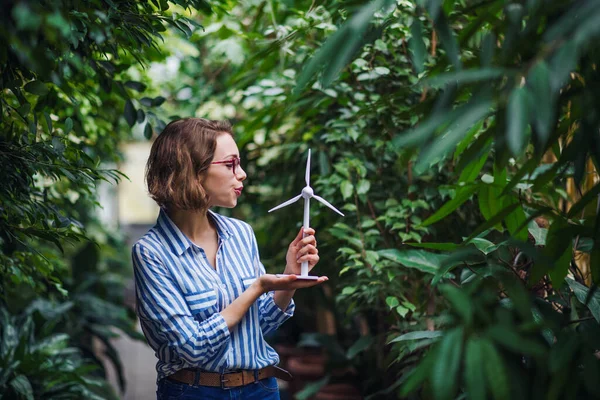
<box><xmin>151</xmin><ymin>0</ymin><xmax>600</xmax><ymax>398</ymax></box>
<box><xmin>0</xmin><ymin>1</ymin><xmax>222</xmax><ymax>398</ymax></box>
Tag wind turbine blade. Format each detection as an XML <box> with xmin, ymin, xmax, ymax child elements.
<box><xmin>313</xmin><ymin>195</ymin><xmax>345</xmax><ymax>216</ymax></box>
<box><xmin>305</xmin><ymin>149</ymin><xmax>311</xmax><ymax>186</ymax></box>
<box><xmin>268</xmin><ymin>194</ymin><xmax>302</xmax><ymax>213</ymax></box>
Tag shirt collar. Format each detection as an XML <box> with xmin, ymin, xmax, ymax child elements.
<box><xmin>156</xmin><ymin>208</ymin><xmax>232</xmax><ymax>256</ymax></box>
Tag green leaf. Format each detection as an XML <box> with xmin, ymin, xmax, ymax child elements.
<box><xmin>24</xmin><ymin>80</ymin><xmax>49</xmax><ymax>96</ymax></box>
<box><xmin>422</xmin><ymin>185</ymin><xmax>478</xmax><ymax>227</ymax></box>
<box><xmin>548</xmin><ymin>243</ymin><xmax>571</xmax><ymax>287</ymax></box>
<box><xmin>64</xmin><ymin>117</ymin><xmax>73</xmax><ymax>134</ymax></box>
<box><xmin>440</xmin><ymin>284</ymin><xmax>473</xmax><ymax>325</ymax></box>
<box><xmin>12</xmin><ymin>4</ymin><xmax>41</xmax><ymax>30</ymax></box>
<box><xmin>400</xmin><ymin>346</ymin><xmax>437</xmax><ymax>396</ymax></box>
<box><xmin>426</xmin><ymin>68</ymin><xmax>507</xmax><ymax>89</ymax></box>
<box><xmin>470</xmin><ymin>238</ymin><xmax>497</xmax><ymax>254</ymax></box>
<box><xmin>386</xmin><ymin>296</ymin><xmax>400</xmax><ymax>308</ymax></box>
<box><xmin>144</xmin><ymin>123</ymin><xmax>153</xmax><ymax>139</ymax></box>
<box><xmin>140</xmin><ymin>97</ymin><xmax>153</xmax><ymax>107</ymax></box>
<box><xmin>591</xmin><ymin>247</ymin><xmax>600</xmax><ymax>284</ymax></box>
<box><xmin>152</xmin><ymin>96</ymin><xmax>166</xmax><ymax>107</ymax></box>
<box><xmin>409</xmin><ymin>18</ymin><xmax>426</xmax><ymax>74</ymax></box>
<box><xmin>506</xmin><ymin>86</ymin><xmax>530</xmax><ymax>156</ymax></box>
<box><xmin>389</xmin><ymin>330</ymin><xmax>443</xmax><ymax>343</ymax></box>
<box><xmin>528</xmin><ymin>220</ymin><xmax>547</xmax><ymax>245</ymax></box>
<box><xmin>340</xmin><ymin>180</ymin><xmax>354</xmax><ymax>200</ymax></box>
<box><xmin>465</xmin><ymin>337</ymin><xmax>487</xmax><ymax>400</ymax></box>
<box><xmin>566</xmin><ymin>278</ymin><xmax>600</xmax><ymax>323</ymax></box>
<box><xmin>527</xmin><ymin>62</ymin><xmax>554</xmax><ymax>148</ymax></box>
<box><xmin>9</xmin><ymin>375</ymin><xmax>33</xmax><ymax>400</ymax></box>
<box><xmin>478</xmin><ymin>184</ymin><xmax>503</xmax><ymax>224</ymax></box>
<box><xmin>44</xmin><ymin>112</ymin><xmax>53</xmax><ymax>135</ymax></box>
<box><xmin>481</xmin><ymin>339</ymin><xmax>510</xmax><ymax>400</ymax></box>
<box><xmin>503</xmin><ymin>196</ymin><xmax>528</xmax><ymax>241</ymax></box>
<box><xmin>125</xmin><ymin>80</ymin><xmax>147</xmax><ymax>92</ymax></box>
<box><xmin>486</xmin><ymin>325</ymin><xmax>546</xmax><ymax>357</ymax></box>
<box><xmin>415</xmin><ymin>99</ymin><xmax>493</xmax><ymax>174</ymax></box>
<box><xmin>458</xmin><ymin>144</ymin><xmax>488</xmax><ymax>183</ymax></box>
<box><xmin>431</xmin><ymin>327</ymin><xmax>463</xmax><ymax>400</ymax></box>
<box><xmin>433</xmin><ymin>12</ymin><xmax>462</xmax><ymax>70</ymax></box>
<box><xmin>404</xmin><ymin>242</ymin><xmax>459</xmax><ymax>251</ymax></box>
<box><xmin>124</xmin><ymin>100</ymin><xmax>136</xmax><ymax>127</ymax></box>
<box><xmin>295</xmin><ymin>0</ymin><xmax>392</xmax><ymax>93</ymax></box>
<box><xmin>378</xmin><ymin>249</ymin><xmax>444</xmax><ymax>274</ymax></box>
<box><xmin>465</xmin><ymin>202</ymin><xmax>520</xmax><ymax>243</ymax></box>
<box><xmin>356</xmin><ymin>180</ymin><xmax>370</xmax><ymax>195</ymax></box>
<box><xmin>346</xmin><ymin>335</ymin><xmax>374</xmax><ymax>359</ymax></box>
<box><xmin>136</xmin><ymin>109</ymin><xmax>145</xmax><ymax>124</ymax></box>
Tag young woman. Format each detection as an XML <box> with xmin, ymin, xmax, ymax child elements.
<box><xmin>132</xmin><ymin>118</ymin><xmax>327</xmax><ymax>400</ymax></box>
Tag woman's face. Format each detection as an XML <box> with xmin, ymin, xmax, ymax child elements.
<box><xmin>203</xmin><ymin>133</ymin><xmax>247</xmax><ymax>208</ymax></box>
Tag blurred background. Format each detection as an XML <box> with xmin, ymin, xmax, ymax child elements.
<box><xmin>3</xmin><ymin>0</ymin><xmax>600</xmax><ymax>399</ymax></box>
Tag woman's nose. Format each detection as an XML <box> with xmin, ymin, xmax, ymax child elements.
<box><xmin>236</xmin><ymin>166</ymin><xmax>247</xmax><ymax>181</ymax></box>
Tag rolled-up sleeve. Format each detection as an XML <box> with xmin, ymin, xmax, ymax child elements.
<box><xmin>132</xmin><ymin>243</ymin><xmax>230</xmax><ymax>364</ymax></box>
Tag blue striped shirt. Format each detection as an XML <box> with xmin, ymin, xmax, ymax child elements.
<box><xmin>132</xmin><ymin>209</ymin><xmax>295</xmax><ymax>381</ymax></box>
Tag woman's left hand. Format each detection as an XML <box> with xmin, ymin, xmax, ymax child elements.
<box><xmin>284</xmin><ymin>227</ymin><xmax>319</xmax><ymax>275</ymax></box>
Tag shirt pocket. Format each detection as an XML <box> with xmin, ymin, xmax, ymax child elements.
<box><xmin>184</xmin><ymin>288</ymin><xmax>218</xmax><ymax>321</ymax></box>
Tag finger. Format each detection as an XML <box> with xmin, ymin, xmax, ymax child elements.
<box><xmin>303</xmin><ymin>227</ymin><xmax>315</xmax><ymax>236</ymax></box>
<box><xmin>298</xmin><ymin>254</ymin><xmax>319</xmax><ymax>264</ymax></box>
<box><xmin>296</xmin><ymin>245</ymin><xmax>318</xmax><ymax>259</ymax></box>
<box><xmin>299</xmin><ymin>235</ymin><xmax>316</xmax><ymax>247</ymax></box>
<box><xmin>290</xmin><ymin>227</ymin><xmax>304</xmax><ymax>246</ymax></box>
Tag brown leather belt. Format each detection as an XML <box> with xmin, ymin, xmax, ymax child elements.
<box><xmin>167</xmin><ymin>366</ymin><xmax>293</xmax><ymax>389</ymax></box>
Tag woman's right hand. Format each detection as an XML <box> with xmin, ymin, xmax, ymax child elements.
<box><xmin>256</xmin><ymin>274</ymin><xmax>328</xmax><ymax>293</ymax></box>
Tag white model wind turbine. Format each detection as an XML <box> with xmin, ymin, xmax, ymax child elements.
<box><xmin>268</xmin><ymin>149</ymin><xmax>344</xmax><ymax>280</ymax></box>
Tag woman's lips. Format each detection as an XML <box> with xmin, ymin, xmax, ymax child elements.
<box><xmin>234</xmin><ymin>187</ymin><xmax>243</xmax><ymax>196</ymax></box>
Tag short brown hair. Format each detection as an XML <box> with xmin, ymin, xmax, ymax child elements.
<box><xmin>145</xmin><ymin>117</ymin><xmax>233</xmax><ymax>211</ymax></box>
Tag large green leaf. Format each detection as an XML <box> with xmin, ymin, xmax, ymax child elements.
<box><xmin>409</xmin><ymin>18</ymin><xmax>426</xmax><ymax>74</ymax></box>
<box><xmin>389</xmin><ymin>330</ymin><xmax>443</xmax><ymax>343</ymax></box>
<box><xmin>415</xmin><ymin>99</ymin><xmax>493</xmax><ymax>174</ymax></box>
<box><xmin>422</xmin><ymin>185</ymin><xmax>478</xmax><ymax>227</ymax></box>
<box><xmin>346</xmin><ymin>335</ymin><xmax>374</xmax><ymax>359</ymax></box>
<box><xmin>440</xmin><ymin>284</ymin><xmax>473</xmax><ymax>325</ymax></box>
<box><xmin>465</xmin><ymin>337</ymin><xmax>487</xmax><ymax>400</ymax></box>
<box><xmin>481</xmin><ymin>339</ymin><xmax>510</xmax><ymax>400</ymax></box>
<box><xmin>426</xmin><ymin>68</ymin><xmax>508</xmax><ymax>89</ymax></box>
<box><xmin>378</xmin><ymin>249</ymin><xmax>444</xmax><ymax>274</ymax></box>
<box><xmin>566</xmin><ymin>278</ymin><xmax>600</xmax><ymax>323</ymax></box>
<box><xmin>9</xmin><ymin>375</ymin><xmax>33</xmax><ymax>400</ymax></box>
<box><xmin>431</xmin><ymin>327</ymin><xmax>463</xmax><ymax>400</ymax></box>
<box><xmin>486</xmin><ymin>325</ymin><xmax>546</xmax><ymax>357</ymax></box>
<box><xmin>527</xmin><ymin>62</ymin><xmax>554</xmax><ymax>149</ymax></box>
<box><xmin>506</xmin><ymin>86</ymin><xmax>530</xmax><ymax>156</ymax></box>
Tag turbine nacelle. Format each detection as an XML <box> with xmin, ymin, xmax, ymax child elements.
<box><xmin>301</xmin><ymin>186</ymin><xmax>314</xmax><ymax>199</ymax></box>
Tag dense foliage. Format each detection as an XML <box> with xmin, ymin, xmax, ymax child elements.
<box><xmin>5</xmin><ymin>0</ymin><xmax>600</xmax><ymax>399</ymax></box>
<box><xmin>152</xmin><ymin>0</ymin><xmax>600</xmax><ymax>398</ymax></box>
<box><xmin>0</xmin><ymin>1</ymin><xmax>218</xmax><ymax>398</ymax></box>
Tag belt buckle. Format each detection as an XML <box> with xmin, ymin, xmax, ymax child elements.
<box><xmin>220</xmin><ymin>372</ymin><xmax>233</xmax><ymax>390</ymax></box>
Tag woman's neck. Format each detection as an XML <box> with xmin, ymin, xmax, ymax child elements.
<box><xmin>167</xmin><ymin>208</ymin><xmax>216</xmax><ymax>245</ymax></box>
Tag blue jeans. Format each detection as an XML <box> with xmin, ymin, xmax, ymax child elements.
<box><xmin>156</xmin><ymin>377</ymin><xmax>280</xmax><ymax>400</ymax></box>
